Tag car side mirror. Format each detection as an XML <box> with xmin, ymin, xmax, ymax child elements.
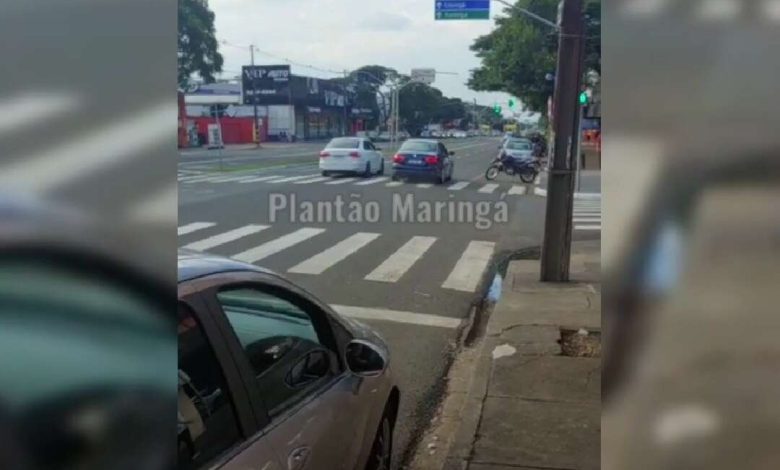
<box><xmin>286</xmin><ymin>349</ymin><xmax>330</xmax><ymax>388</ymax></box>
<box><xmin>345</xmin><ymin>340</ymin><xmax>387</xmax><ymax>377</ymax></box>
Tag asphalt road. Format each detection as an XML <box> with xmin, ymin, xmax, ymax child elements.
<box><xmin>178</xmin><ymin>136</ymin><xmax>600</xmax><ymax>467</ymax></box>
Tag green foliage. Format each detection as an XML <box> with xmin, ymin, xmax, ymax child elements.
<box><xmin>468</xmin><ymin>0</ymin><xmax>600</xmax><ymax>113</ymax></box>
<box><xmin>178</xmin><ymin>0</ymin><xmax>224</xmax><ymax>88</ymax></box>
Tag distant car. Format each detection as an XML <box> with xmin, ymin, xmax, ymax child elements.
<box><xmin>500</xmin><ymin>138</ymin><xmax>535</xmax><ymax>161</ymax></box>
<box><xmin>178</xmin><ymin>250</ymin><xmax>399</xmax><ymax>470</ymax></box>
<box><xmin>453</xmin><ymin>131</ymin><xmax>467</xmax><ymax>139</ymax></box>
<box><xmin>320</xmin><ymin>137</ymin><xmax>384</xmax><ymax>177</ymax></box>
<box><xmin>391</xmin><ymin>139</ymin><xmax>455</xmax><ymax>184</ymax></box>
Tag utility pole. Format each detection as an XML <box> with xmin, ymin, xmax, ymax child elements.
<box><xmin>540</xmin><ymin>0</ymin><xmax>584</xmax><ymax>282</ymax></box>
<box><xmin>343</xmin><ymin>70</ymin><xmax>349</xmax><ymax>136</ymax></box>
<box><xmin>250</xmin><ymin>45</ymin><xmax>261</xmax><ymax>147</ymax></box>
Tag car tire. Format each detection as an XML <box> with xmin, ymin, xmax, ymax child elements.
<box><xmin>436</xmin><ymin>171</ymin><xmax>445</xmax><ymax>185</ymax></box>
<box><xmin>322</xmin><ymin>171</ymin><xmax>330</xmax><ymax>177</ymax></box>
<box><xmin>391</xmin><ymin>174</ymin><xmax>399</xmax><ymax>182</ymax></box>
<box><xmin>377</xmin><ymin>159</ymin><xmax>385</xmax><ymax>176</ymax></box>
<box><xmin>364</xmin><ymin>406</ymin><xmax>393</xmax><ymax>470</ymax></box>
<box><xmin>363</xmin><ymin>162</ymin><xmax>371</xmax><ymax>178</ymax></box>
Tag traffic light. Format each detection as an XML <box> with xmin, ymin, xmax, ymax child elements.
<box><xmin>493</xmin><ymin>104</ymin><xmax>502</xmax><ymax>115</ymax></box>
<box><xmin>508</xmin><ymin>98</ymin><xmax>516</xmax><ymax>109</ymax></box>
<box><xmin>579</xmin><ymin>91</ymin><xmax>588</xmax><ymax>105</ymax></box>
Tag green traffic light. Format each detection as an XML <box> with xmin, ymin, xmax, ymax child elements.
<box><xmin>579</xmin><ymin>92</ymin><xmax>588</xmax><ymax>105</ymax></box>
<box><xmin>508</xmin><ymin>99</ymin><xmax>515</xmax><ymax>108</ymax></box>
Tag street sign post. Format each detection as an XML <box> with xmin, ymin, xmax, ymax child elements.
<box><xmin>435</xmin><ymin>0</ymin><xmax>490</xmax><ymax>20</ymax></box>
<box><xmin>411</xmin><ymin>68</ymin><xmax>436</xmax><ymax>85</ymax></box>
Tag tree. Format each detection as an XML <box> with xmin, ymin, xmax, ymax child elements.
<box><xmin>468</xmin><ymin>0</ymin><xmax>600</xmax><ymax>113</ymax></box>
<box><xmin>178</xmin><ymin>0</ymin><xmax>224</xmax><ymax>88</ymax></box>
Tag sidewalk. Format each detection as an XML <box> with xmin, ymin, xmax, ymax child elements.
<box><xmin>409</xmin><ymin>240</ymin><xmax>600</xmax><ymax>470</ymax></box>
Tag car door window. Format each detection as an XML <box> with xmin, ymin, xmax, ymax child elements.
<box><xmin>216</xmin><ymin>288</ymin><xmax>338</xmax><ymax>416</ymax></box>
<box><xmin>178</xmin><ymin>303</ymin><xmax>242</xmax><ymax>470</ymax></box>
<box><xmin>439</xmin><ymin>143</ymin><xmax>449</xmax><ymax>159</ymax></box>
<box><xmin>363</xmin><ymin>141</ymin><xmax>372</xmax><ymax>151</ymax></box>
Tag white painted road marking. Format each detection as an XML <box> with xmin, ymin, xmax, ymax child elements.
<box><xmin>478</xmin><ymin>184</ymin><xmax>499</xmax><ymax>194</ymax></box>
<box><xmin>325</xmin><ymin>177</ymin><xmax>359</xmax><ymax>185</ymax></box>
<box><xmin>448</xmin><ymin>181</ymin><xmax>469</xmax><ymax>191</ymax></box>
<box><xmin>508</xmin><ymin>185</ymin><xmax>527</xmax><ymax>195</ymax></box>
<box><xmin>240</xmin><ymin>175</ymin><xmax>283</xmax><ymax>183</ymax></box>
<box><xmin>417</xmin><ymin>183</ymin><xmax>433</xmax><ymax>189</ymax></box>
<box><xmin>178</xmin><ymin>222</ymin><xmax>216</xmax><ymax>236</ymax></box>
<box><xmin>442</xmin><ymin>241</ymin><xmax>496</xmax><ymax>292</ymax></box>
<box><xmin>129</xmin><ymin>183</ymin><xmax>177</xmax><ymax>223</ymax></box>
<box><xmin>386</xmin><ymin>181</ymin><xmax>404</xmax><ymax>187</ymax></box>
<box><xmin>698</xmin><ymin>0</ymin><xmax>741</xmax><ymax>21</ymax></box>
<box><xmin>575</xmin><ymin>225</ymin><xmax>601</xmax><ymax>231</ymax></box>
<box><xmin>288</xmin><ymin>232</ymin><xmax>381</xmax><ymax>275</ymax></box>
<box><xmin>0</xmin><ymin>103</ymin><xmax>175</xmax><ymax>194</ymax></box>
<box><xmin>0</xmin><ymin>92</ymin><xmax>80</xmax><ymax>136</ymax></box>
<box><xmin>621</xmin><ymin>0</ymin><xmax>670</xmax><ymax>17</ymax></box>
<box><xmin>295</xmin><ymin>176</ymin><xmax>331</xmax><ymax>185</ymax></box>
<box><xmin>354</xmin><ymin>176</ymin><xmax>390</xmax><ymax>186</ymax></box>
<box><xmin>183</xmin><ymin>224</ymin><xmax>269</xmax><ymax>251</ymax></box>
<box><xmin>331</xmin><ymin>305</ymin><xmax>461</xmax><ymax>329</ymax></box>
<box><xmin>233</xmin><ymin>227</ymin><xmax>326</xmax><ymax>263</ymax></box>
<box><xmin>268</xmin><ymin>174</ymin><xmax>320</xmax><ymax>183</ymax></box>
<box><xmin>365</xmin><ymin>236</ymin><xmax>437</xmax><ymax>283</ymax></box>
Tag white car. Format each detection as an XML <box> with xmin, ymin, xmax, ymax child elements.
<box><xmin>319</xmin><ymin>137</ymin><xmax>385</xmax><ymax>177</ymax></box>
<box><xmin>453</xmin><ymin>131</ymin><xmax>468</xmax><ymax>139</ymax></box>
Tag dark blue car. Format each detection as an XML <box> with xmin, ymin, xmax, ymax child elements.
<box><xmin>391</xmin><ymin>139</ymin><xmax>455</xmax><ymax>184</ymax></box>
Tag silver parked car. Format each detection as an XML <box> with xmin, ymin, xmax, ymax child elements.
<box><xmin>178</xmin><ymin>250</ymin><xmax>399</xmax><ymax>470</ymax></box>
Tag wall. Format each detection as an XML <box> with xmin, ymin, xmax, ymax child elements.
<box><xmin>191</xmin><ymin>116</ymin><xmax>266</xmax><ymax>144</ymax></box>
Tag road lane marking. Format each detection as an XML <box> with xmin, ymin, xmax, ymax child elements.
<box><xmin>698</xmin><ymin>0</ymin><xmax>741</xmax><ymax>20</ymax></box>
<box><xmin>442</xmin><ymin>241</ymin><xmax>495</xmax><ymax>292</ymax></box>
<box><xmin>233</xmin><ymin>227</ymin><xmax>326</xmax><ymax>263</ymax></box>
<box><xmin>288</xmin><ymin>232</ymin><xmax>381</xmax><ymax>275</ymax></box>
<box><xmin>764</xmin><ymin>0</ymin><xmax>780</xmax><ymax>22</ymax></box>
<box><xmin>621</xmin><ymin>0</ymin><xmax>669</xmax><ymax>17</ymax></box>
<box><xmin>325</xmin><ymin>177</ymin><xmax>358</xmax><ymax>185</ymax></box>
<box><xmin>183</xmin><ymin>224</ymin><xmax>270</xmax><ymax>251</ymax></box>
<box><xmin>448</xmin><ymin>181</ymin><xmax>469</xmax><ymax>191</ymax></box>
<box><xmin>364</xmin><ymin>236</ymin><xmax>437</xmax><ymax>283</ymax></box>
<box><xmin>354</xmin><ymin>177</ymin><xmax>390</xmax><ymax>186</ymax></box>
<box><xmin>575</xmin><ymin>225</ymin><xmax>601</xmax><ymax>231</ymax></box>
<box><xmin>573</xmin><ymin>218</ymin><xmax>601</xmax><ymax>223</ymax></box>
<box><xmin>417</xmin><ymin>183</ymin><xmax>433</xmax><ymax>188</ymax></box>
<box><xmin>0</xmin><ymin>92</ymin><xmax>80</xmax><ymax>136</ymax></box>
<box><xmin>0</xmin><ymin>103</ymin><xmax>175</xmax><ymax>194</ymax></box>
<box><xmin>534</xmin><ymin>187</ymin><xmax>547</xmax><ymax>196</ymax></box>
<box><xmin>294</xmin><ymin>176</ymin><xmax>330</xmax><ymax>184</ymax></box>
<box><xmin>129</xmin><ymin>183</ymin><xmax>177</xmax><ymax>223</ymax></box>
<box><xmin>508</xmin><ymin>185</ymin><xmax>527</xmax><ymax>195</ymax></box>
<box><xmin>331</xmin><ymin>305</ymin><xmax>461</xmax><ymax>329</ymax></box>
<box><xmin>206</xmin><ymin>175</ymin><xmax>258</xmax><ymax>183</ymax></box>
<box><xmin>267</xmin><ymin>174</ymin><xmax>320</xmax><ymax>183</ymax></box>
<box><xmin>178</xmin><ymin>222</ymin><xmax>216</xmax><ymax>236</ymax></box>
<box><xmin>478</xmin><ymin>184</ymin><xmax>499</xmax><ymax>194</ymax></box>
<box><xmin>240</xmin><ymin>175</ymin><xmax>283</xmax><ymax>183</ymax></box>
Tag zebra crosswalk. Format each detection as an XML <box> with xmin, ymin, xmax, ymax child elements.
<box><xmin>178</xmin><ymin>171</ymin><xmax>536</xmax><ymax>197</ymax></box>
<box><xmin>178</xmin><ymin>222</ymin><xmax>496</xmax><ymax>294</ymax></box>
<box><xmin>618</xmin><ymin>0</ymin><xmax>780</xmax><ymax>22</ymax></box>
<box><xmin>573</xmin><ymin>198</ymin><xmax>601</xmax><ymax>231</ymax></box>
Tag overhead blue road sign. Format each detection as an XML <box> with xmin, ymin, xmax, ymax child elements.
<box><xmin>435</xmin><ymin>0</ymin><xmax>490</xmax><ymax>20</ymax></box>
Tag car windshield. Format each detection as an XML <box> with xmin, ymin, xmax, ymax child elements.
<box><xmin>326</xmin><ymin>138</ymin><xmax>360</xmax><ymax>149</ymax></box>
<box><xmin>400</xmin><ymin>141</ymin><xmax>437</xmax><ymax>152</ymax></box>
<box><xmin>506</xmin><ymin>141</ymin><xmax>531</xmax><ymax>150</ymax></box>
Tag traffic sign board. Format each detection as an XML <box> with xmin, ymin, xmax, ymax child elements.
<box><xmin>411</xmin><ymin>68</ymin><xmax>436</xmax><ymax>85</ymax></box>
<box><xmin>435</xmin><ymin>0</ymin><xmax>490</xmax><ymax>20</ymax></box>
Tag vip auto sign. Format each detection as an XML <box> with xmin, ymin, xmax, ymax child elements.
<box><xmin>242</xmin><ymin>65</ymin><xmax>291</xmax><ymax>104</ymax></box>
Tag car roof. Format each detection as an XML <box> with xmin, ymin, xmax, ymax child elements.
<box><xmin>178</xmin><ymin>249</ymin><xmax>277</xmax><ymax>283</ymax></box>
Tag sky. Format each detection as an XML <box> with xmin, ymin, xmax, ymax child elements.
<box><xmin>211</xmin><ymin>0</ymin><xmax>538</xmax><ymax>120</ymax></box>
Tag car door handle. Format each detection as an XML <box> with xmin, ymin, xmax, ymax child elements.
<box><xmin>287</xmin><ymin>446</ymin><xmax>311</xmax><ymax>470</ymax></box>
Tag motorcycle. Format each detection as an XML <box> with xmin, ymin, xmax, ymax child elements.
<box><xmin>485</xmin><ymin>153</ymin><xmax>540</xmax><ymax>183</ymax></box>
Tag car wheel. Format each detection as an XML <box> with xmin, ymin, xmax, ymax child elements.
<box><xmin>377</xmin><ymin>159</ymin><xmax>385</xmax><ymax>175</ymax></box>
<box><xmin>363</xmin><ymin>162</ymin><xmax>372</xmax><ymax>178</ymax></box>
<box><xmin>436</xmin><ymin>171</ymin><xmax>445</xmax><ymax>185</ymax></box>
<box><xmin>322</xmin><ymin>171</ymin><xmax>330</xmax><ymax>177</ymax></box>
<box><xmin>365</xmin><ymin>407</ymin><xmax>393</xmax><ymax>470</ymax></box>
<box><xmin>391</xmin><ymin>173</ymin><xmax>399</xmax><ymax>182</ymax></box>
